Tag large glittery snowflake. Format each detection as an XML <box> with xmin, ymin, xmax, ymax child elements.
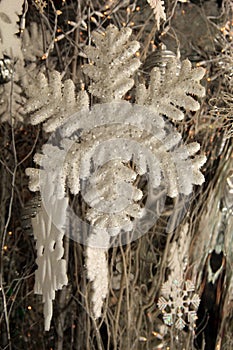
<box><xmin>157</xmin><ymin>279</ymin><xmax>200</xmax><ymax>330</ymax></box>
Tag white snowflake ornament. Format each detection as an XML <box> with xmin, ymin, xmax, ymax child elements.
<box><xmin>157</xmin><ymin>279</ymin><xmax>200</xmax><ymax>330</ymax></box>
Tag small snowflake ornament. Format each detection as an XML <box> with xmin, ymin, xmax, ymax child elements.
<box><xmin>157</xmin><ymin>278</ymin><xmax>200</xmax><ymax>330</ymax></box>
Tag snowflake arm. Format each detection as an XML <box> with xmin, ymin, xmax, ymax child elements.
<box><xmin>25</xmin><ymin>71</ymin><xmax>89</xmax><ymax>132</ymax></box>
<box><xmin>136</xmin><ymin>58</ymin><xmax>205</xmax><ymax>121</ymax></box>
<box><xmin>83</xmin><ymin>25</ymin><xmax>141</xmax><ymax>102</ymax></box>
<box><xmin>0</xmin><ymin>79</ymin><xmax>25</xmax><ymax>123</ymax></box>
<box><xmin>22</xmin><ymin>22</ymin><xmax>51</xmax><ymax>62</ymax></box>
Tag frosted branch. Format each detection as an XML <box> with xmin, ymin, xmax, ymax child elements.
<box><xmin>147</xmin><ymin>0</ymin><xmax>166</xmax><ymax>29</ymax></box>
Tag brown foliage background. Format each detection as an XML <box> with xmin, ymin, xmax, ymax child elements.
<box><xmin>0</xmin><ymin>0</ymin><xmax>232</xmax><ymax>349</ymax></box>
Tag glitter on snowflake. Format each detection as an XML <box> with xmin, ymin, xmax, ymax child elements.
<box><xmin>157</xmin><ymin>279</ymin><xmax>200</xmax><ymax>330</ymax></box>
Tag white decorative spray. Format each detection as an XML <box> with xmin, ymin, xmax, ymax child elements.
<box><xmin>25</xmin><ymin>25</ymin><xmax>206</xmax><ymax>329</ymax></box>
